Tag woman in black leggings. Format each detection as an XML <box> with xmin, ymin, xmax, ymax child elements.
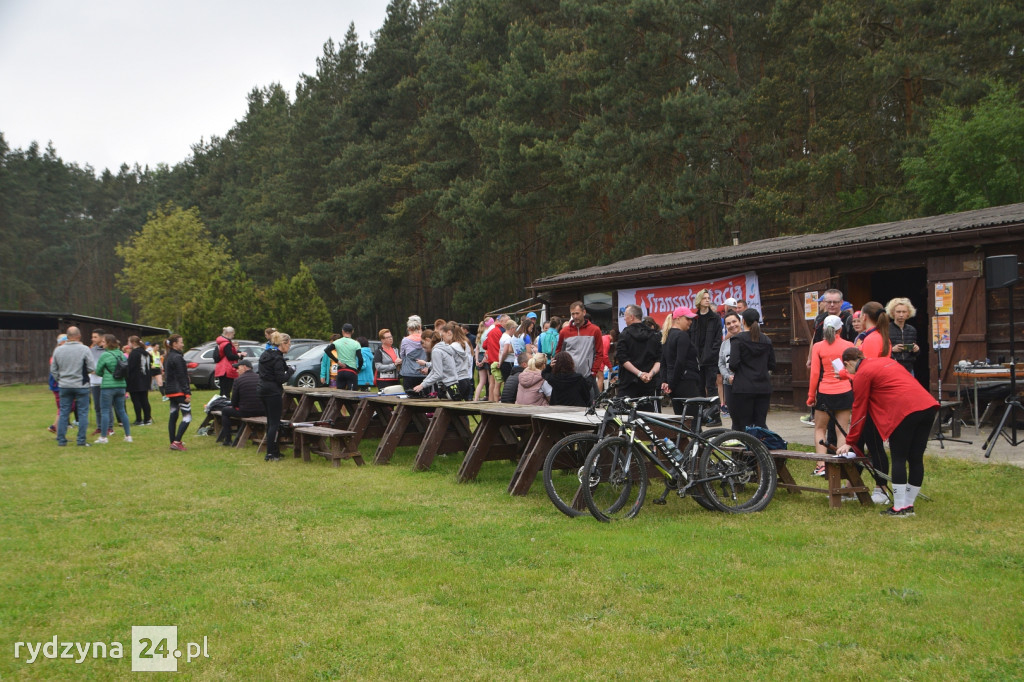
<box><xmin>257</xmin><ymin>332</ymin><xmax>294</xmax><ymax>462</ymax></box>
<box><xmin>727</xmin><ymin>308</ymin><xmax>776</xmax><ymax>433</ymax></box>
<box><xmin>836</xmin><ymin>348</ymin><xmax>939</xmax><ymax>516</ymax></box>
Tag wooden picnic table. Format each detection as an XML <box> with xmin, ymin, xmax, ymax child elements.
<box><xmin>365</xmin><ymin>395</ymin><xmax>447</xmax><ymax>464</ymax></box>
<box><xmin>507</xmin><ymin>409</ymin><xmax>686</xmax><ymax>496</ymax></box>
<box><xmin>456</xmin><ymin>404</ymin><xmax>580</xmax><ymax>483</ymax></box>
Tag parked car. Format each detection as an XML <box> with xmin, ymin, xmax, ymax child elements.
<box><xmin>184</xmin><ymin>340</ymin><xmax>266</xmax><ymax>390</ymax></box>
<box><xmin>286</xmin><ymin>345</ymin><xmax>330</xmax><ymax>388</ymax></box>
<box><xmin>286</xmin><ymin>340</ymin><xmax>381</xmax><ymax>388</ymax></box>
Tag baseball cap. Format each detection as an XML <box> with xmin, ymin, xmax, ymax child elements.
<box><xmin>57</xmin><ymin>334</ymin><xmax>68</xmax><ymax>343</ymax></box>
<box><xmin>673</xmin><ymin>306</ymin><xmax>697</xmax><ymax>319</ymax></box>
<box><xmin>724</xmin><ymin>297</ymin><xmax>738</xmax><ymax>307</ymax></box>
<box><xmin>233</xmin><ymin>359</ymin><xmax>253</xmax><ymax>369</ymax></box>
<box><xmin>823</xmin><ymin>315</ymin><xmax>844</xmax><ymax>331</ymax></box>
<box><xmin>526</xmin><ymin>312</ymin><xmax>538</xmax><ymax>319</ymax></box>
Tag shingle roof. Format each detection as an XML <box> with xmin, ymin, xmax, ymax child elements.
<box><xmin>533</xmin><ymin>202</ymin><xmax>1024</xmax><ymax>287</ymax></box>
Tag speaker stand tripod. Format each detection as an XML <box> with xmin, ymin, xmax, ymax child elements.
<box><xmin>984</xmin><ymin>279</ymin><xmax>1022</xmax><ymax>458</ymax></box>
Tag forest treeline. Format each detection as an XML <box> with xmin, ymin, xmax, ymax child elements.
<box><xmin>2</xmin><ymin>0</ymin><xmax>1023</xmax><ymax>336</ymax></box>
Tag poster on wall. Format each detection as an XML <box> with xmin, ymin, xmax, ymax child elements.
<box><xmin>804</xmin><ymin>292</ymin><xmax>819</xmax><ymax>320</ymax></box>
<box><xmin>617</xmin><ymin>271</ymin><xmax>761</xmax><ymax>330</ymax></box>
<box><xmin>934</xmin><ymin>282</ymin><xmax>954</xmax><ymax>315</ymax></box>
<box><xmin>932</xmin><ymin>316</ymin><xmax>951</xmax><ymax>349</ymax></box>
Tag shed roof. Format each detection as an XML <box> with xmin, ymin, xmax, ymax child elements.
<box><xmin>532</xmin><ymin>202</ymin><xmax>1024</xmax><ymax>289</ymax></box>
<box><xmin>0</xmin><ymin>310</ymin><xmax>169</xmax><ymax>335</ymax></box>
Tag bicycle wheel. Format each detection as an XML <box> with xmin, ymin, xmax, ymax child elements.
<box><xmin>581</xmin><ymin>436</ymin><xmax>648</xmax><ymax>522</ymax></box>
<box><xmin>698</xmin><ymin>431</ymin><xmax>777</xmax><ymax>513</ymax></box>
<box><xmin>677</xmin><ymin>427</ymin><xmax>730</xmax><ymax>511</ymax></box>
<box><xmin>543</xmin><ymin>432</ymin><xmax>601</xmax><ymax>517</ymax></box>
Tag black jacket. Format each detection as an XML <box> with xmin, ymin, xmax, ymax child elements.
<box><xmin>231</xmin><ymin>370</ymin><xmax>264</xmax><ymax>413</ymax></box>
<box><xmin>889</xmin><ymin>322</ymin><xmax>918</xmax><ymax>371</ymax></box>
<box><xmin>258</xmin><ymin>348</ymin><xmax>293</xmax><ymax>395</ymax></box>
<box><xmin>126</xmin><ymin>346</ymin><xmax>153</xmax><ymax>393</ymax></box>
<box><xmin>616</xmin><ymin>322</ymin><xmax>662</xmax><ymax>390</ymax></box>
<box><xmin>500</xmin><ymin>365</ymin><xmax>524</xmax><ymax>403</ymax></box>
<box><xmin>728</xmin><ymin>331</ymin><xmax>776</xmax><ymax>395</ymax></box>
<box><xmin>163</xmin><ymin>349</ymin><xmax>191</xmax><ymax>395</ymax></box>
<box><xmin>812</xmin><ymin>309</ymin><xmax>857</xmax><ymax>344</ymax></box>
<box><xmin>692</xmin><ymin>309</ymin><xmax>723</xmax><ymax>366</ymax></box>
<box><xmin>543</xmin><ymin>369</ymin><xmax>591</xmax><ymax>407</ymax></box>
<box><xmin>661</xmin><ymin>327</ymin><xmax>699</xmax><ymax>393</ymax></box>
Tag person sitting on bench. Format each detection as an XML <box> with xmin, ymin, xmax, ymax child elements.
<box><xmin>217</xmin><ymin>360</ymin><xmax>265</xmax><ymax>446</ymax></box>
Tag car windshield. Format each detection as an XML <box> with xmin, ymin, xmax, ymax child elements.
<box><xmin>297</xmin><ymin>346</ymin><xmax>326</xmax><ymax>361</ymax></box>
<box><xmin>284</xmin><ymin>343</ymin><xmax>320</xmax><ymax>360</ymax></box>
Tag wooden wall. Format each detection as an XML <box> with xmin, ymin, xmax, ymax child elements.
<box><xmin>0</xmin><ymin>330</ymin><xmax>57</xmax><ymax>385</ymax></box>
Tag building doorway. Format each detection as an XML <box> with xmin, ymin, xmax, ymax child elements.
<box><xmin>843</xmin><ymin>267</ymin><xmax>929</xmax><ymax>389</ymax></box>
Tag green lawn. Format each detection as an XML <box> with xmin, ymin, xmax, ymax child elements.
<box><xmin>1</xmin><ymin>384</ymin><xmax>1022</xmax><ymax>680</ymax></box>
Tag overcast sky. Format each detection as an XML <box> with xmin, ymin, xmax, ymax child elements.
<box><xmin>0</xmin><ymin>0</ymin><xmax>390</xmax><ymax>174</ymax></box>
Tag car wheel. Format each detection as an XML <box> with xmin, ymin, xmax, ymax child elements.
<box><xmin>295</xmin><ymin>372</ymin><xmax>318</xmax><ymax>389</ymax></box>
<box><xmin>209</xmin><ymin>376</ymin><xmax>220</xmax><ymax>390</ymax></box>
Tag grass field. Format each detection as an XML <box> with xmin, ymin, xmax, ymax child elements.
<box><xmin>2</xmin><ymin>384</ymin><xmax>1023</xmax><ymax>680</ymax></box>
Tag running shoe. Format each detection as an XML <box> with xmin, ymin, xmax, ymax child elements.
<box><xmin>48</xmin><ymin>425</ymin><xmax>57</xmax><ymax>433</ymax></box>
<box><xmin>812</xmin><ymin>464</ymin><xmax>826</xmax><ymax>477</ymax></box>
<box><xmin>169</xmin><ymin>441</ymin><xmax>186</xmax><ymax>451</ymax></box>
<box><xmin>799</xmin><ymin>415</ymin><xmax>815</xmax><ymax>427</ymax></box>
<box><xmin>880</xmin><ymin>506</ymin><xmax>915</xmax><ymax>517</ymax></box>
<box><xmin>94</xmin><ymin>436</ymin><xmax>108</xmax><ymax>444</ymax></box>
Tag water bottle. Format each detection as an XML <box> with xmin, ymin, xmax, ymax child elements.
<box><xmin>662</xmin><ymin>437</ymin><xmax>684</xmax><ymax>465</ymax></box>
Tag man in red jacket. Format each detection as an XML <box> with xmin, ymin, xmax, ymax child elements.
<box><xmin>836</xmin><ymin>348</ymin><xmax>939</xmax><ymax>517</ymax></box>
<box><xmin>556</xmin><ymin>301</ymin><xmax>607</xmax><ymax>400</ymax></box>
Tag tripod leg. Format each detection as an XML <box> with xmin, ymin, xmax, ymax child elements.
<box><xmin>983</xmin><ymin>401</ymin><xmax>1015</xmax><ymax>458</ymax></box>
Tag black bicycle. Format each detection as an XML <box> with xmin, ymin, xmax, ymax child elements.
<box><xmin>543</xmin><ymin>393</ymin><xmax>729</xmax><ymax>517</ymax></box>
<box><xmin>581</xmin><ymin>396</ymin><xmax>777</xmax><ymax>521</ymax></box>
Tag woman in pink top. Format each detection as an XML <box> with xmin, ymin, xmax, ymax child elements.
<box><xmin>857</xmin><ymin>301</ymin><xmax>892</xmax><ymax>359</ymax></box>
<box><xmin>807</xmin><ymin>315</ymin><xmax>855</xmax><ymax>475</ymax></box>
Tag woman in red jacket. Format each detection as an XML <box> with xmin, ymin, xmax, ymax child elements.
<box><xmin>836</xmin><ymin>348</ymin><xmax>939</xmax><ymax>516</ymax></box>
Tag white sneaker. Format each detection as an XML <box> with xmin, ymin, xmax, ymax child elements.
<box><xmin>871</xmin><ymin>489</ymin><xmax>889</xmax><ymax>505</ymax></box>
<box><xmin>94</xmin><ymin>436</ymin><xmax>108</xmax><ymax>444</ymax></box>
<box><xmin>799</xmin><ymin>415</ymin><xmax>815</xmax><ymax>427</ymax></box>
<box><xmin>124</xmin><ymin>436</ymin><xmax>133</xmax><ymax>443</ymax></box>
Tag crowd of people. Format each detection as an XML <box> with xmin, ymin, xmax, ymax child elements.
<box><xmin>47</xmin><ymin>291</ymin><xmax>935</xmax><ymax>514</ymax></box>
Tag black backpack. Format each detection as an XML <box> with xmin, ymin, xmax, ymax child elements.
<box><xmin>212</xmin><ymin>343</ymin><xmax>221</xmax><ymax>363</ymax></box>
<box><xmin>111</xmin><ymin>354</ymin><xmax>129</xmax><ymax>381</ymax></box>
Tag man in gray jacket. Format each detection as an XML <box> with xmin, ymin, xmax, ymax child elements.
<box><xmin>50</xmin><ymin>326</ymin><xmax>95</xmax><ymax>446</ymax></box>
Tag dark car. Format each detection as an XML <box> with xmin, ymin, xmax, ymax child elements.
<box><xmin>185</xmin><ymin>340</ymin><xmax>266</xmax><ymax>390</ymax></box>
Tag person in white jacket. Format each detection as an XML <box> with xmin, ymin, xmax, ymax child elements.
<box><xmin>717</xmin><ymin>311</ymin><xmax>742</xmax><ymax>419</ymax></box>
<box><xmin>444</xmin><ymin>322</ymin><xmax>475</xmax><ymax>400</ymax></box>
<box><xmin>411</xmin><ymin>331</ymin><xmax>461</xmax><ymax>399</ymax></box>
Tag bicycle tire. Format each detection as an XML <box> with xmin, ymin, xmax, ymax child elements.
<box><xmin>543</xmin><ymin>432</ymin><xmax>601</xmax><ymax>517</ymax></box>
<box><xmin>581</xmin><ymin>436</ymin><xmax>648</xmax><ymax>522</ymax></box>
<box><xmin>698</xmin><ymin>430</ymin><xmax>777</xmax><ymax>513</ymax></box>
<box><xmin>678</xmin><ymin>427</ymin><xmax>731</xmax><ymax>511</ymax></box>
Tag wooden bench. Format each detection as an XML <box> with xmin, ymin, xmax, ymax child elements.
<box><xmin>240</xmin><ymin>417</ymin><xmax>294</xmax><ymax>455</ymax></box>
<box><xmin>770</xmin><ymin>450</ymin><xmax>871</xmax><ymax>509</ymax></box>
<box><xmin>293</xmin><ymin>426</ymin><xmax>361</xmax><ymax>467</ymax></box>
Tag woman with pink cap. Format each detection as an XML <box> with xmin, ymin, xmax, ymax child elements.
<box><xmin>660</xmin><ymin>306</ymin><xmax>700</xmax><ymax>415</ymax></box>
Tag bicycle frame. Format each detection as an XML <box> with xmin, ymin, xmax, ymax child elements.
<box><xmin>609</xmin><ymin>397</ymin><xmax>748</xmax><ymax>490</ymax></box>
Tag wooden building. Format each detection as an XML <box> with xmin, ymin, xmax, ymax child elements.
<box><xmin>0</xmin><ymin>311</ymin><xmax>169</xmax><ymax>386</ymax></box>
<box><xmin>529</xmin><ymin>203</ymin><xmax>1024</xmax><ymax>405</ymax></box>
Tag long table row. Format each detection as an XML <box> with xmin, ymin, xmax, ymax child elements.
<box><xmin>275</xmin><ymin>386</ymin><xmax>603</xmax><ymax>496</ymax></box>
